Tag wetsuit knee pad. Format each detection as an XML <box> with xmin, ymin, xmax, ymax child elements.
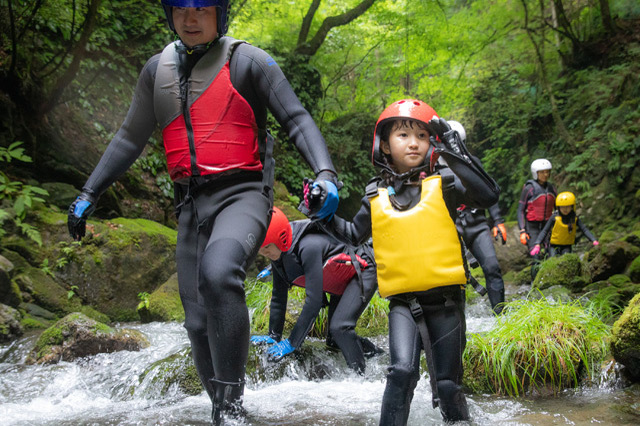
<box><xmin>387</xmin><ymin>363</ymin><xmax>420</xmax><ymax>389</ymax></box>
<box><xmin>199</xmin><ymin>239</ymin><xmax>248</xmax><ymax>302</ymax></box>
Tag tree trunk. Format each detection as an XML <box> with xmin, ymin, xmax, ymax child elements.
<box><xmin>598</xmin><ymin>0</ymin><xmax>616</xmax><ymax>34</ymax></box>
<box><xmin>39</xmin><ymin>0</ymin><xmax>103</xmax><ymax>116</ymax></box>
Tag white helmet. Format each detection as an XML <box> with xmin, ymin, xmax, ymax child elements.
<box><xmin>448</xmin><ymin>120</ymin><xmax>466</xmax><ymax>142</ymax></box>
<box><xmin>531</xmin><ymin>158</ymin><xmax>552</xmax><ymax>180</ymax></box>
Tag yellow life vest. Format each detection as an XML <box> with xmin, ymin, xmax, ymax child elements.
<box><xmin>370</xmin><ymin>175</ymin><xmax>466</xmax><ymax>298</ymax></box>
<box><xmin>550</xmin><ymin>214</ymin><xmax>577</xmax><ymax>245</ymax></box>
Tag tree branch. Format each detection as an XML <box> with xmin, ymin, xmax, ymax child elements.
<box><xmin>294</xmin><ymin>0</ymin><xmax>376</xmax><ymax>57</ymax></box>
<box><xmin>298</xmin><ymin>0</ymin><xmax>322</xmax><ymax>46</ymax></box>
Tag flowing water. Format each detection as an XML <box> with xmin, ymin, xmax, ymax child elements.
<box><xmin>1</xmin><ymin>301</ymin><xmax>639</xmax><ymax>425</ymax></box>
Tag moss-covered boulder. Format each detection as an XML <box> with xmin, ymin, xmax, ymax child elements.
<box><xmin>532</xmin><ymin>253</ymin><xmax>589</xmax><ymax>291</ymax></box>
<box><xmin>14</xmin><ymin>266</ymin><xmax>81</xmax><ymax>315</ymax></box>
<box><xmin>138</xmin><ymin>273</ymin><xmax>185</xmax><ymax>323</ymax></box>
<box><xmin>587</xmin><ymin>241</ymin><xmax>640</xmax><ymax>282</ymax></box>
<box><xmin>27</xmin><ymin>312</ymin><xmax>149</xmax><ymax>364</ymax></box>
<box><xmin>583</xmin><ymin>276</ymin><xmax>640</xmax><ymax>315</ymax></box>
<box><xmin>0</xmin><ymin>303</ymin><xmax>23</xmax><ymax>342</ymax></box>
<box><xmin>610</xmin><ymin>292</ymin><xmax>640</xmax><ymax>382</ymax></box>
<box><xmin>629</xmin><ymin>255</ymin><xmax>640</xmax><ymax>283</ymax></box>
<box><xmin>137</xmin><ymin>347</ymin><xmax>202</xmax><ymax>397</ymax></box>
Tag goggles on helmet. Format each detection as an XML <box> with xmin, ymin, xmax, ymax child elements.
<box><xmin>161</xmin><ymin>0</ymin><xmax>229</xmax><ymax>35</ymax></box>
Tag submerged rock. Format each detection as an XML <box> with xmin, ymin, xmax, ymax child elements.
<box><xmin>611</xmin><ymin>292</ymin><xmax>640</xmax><ymax>382</ymax></box>
<box><xmin>27</xmin><ymin>312</ymin><xmax>149</xmax><ymax>364</ymax></box>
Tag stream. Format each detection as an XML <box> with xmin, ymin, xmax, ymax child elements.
<box><xmin>1</xmin><ymin>296</ymin><xmax>639</xmax><ymax>425</ymax></box>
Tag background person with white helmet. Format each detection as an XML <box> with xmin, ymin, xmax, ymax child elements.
<box><xmin>448</xmin><ymin>121</ymin><xmax>508</xmax><ymax>315</ymax></box>
<box><xmin>517</xmin><ymin>158</ymin><xmax>557</xmax><ymax>278</ymax></box>
<box><xmin>66</xmin><ymin>1</ymin><xmax>339</xmax><ymax>423</ymax></box>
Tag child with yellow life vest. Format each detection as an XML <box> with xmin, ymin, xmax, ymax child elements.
<box><xmin>312</xmin><ymin>99</ymin><xmax>500</xmax><ymax>424</ymax></box>
<box><xmin>530</xmin><ymin>191</ymin><xmax>599</xmax><ymax>257</ymax></box>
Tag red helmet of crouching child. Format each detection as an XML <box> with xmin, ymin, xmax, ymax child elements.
<box><xmin>262</xmin><ymin>207</ymin><xmax>292</xmax><ymax>252</ymax></box>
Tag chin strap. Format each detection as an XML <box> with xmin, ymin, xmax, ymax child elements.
<box><xmin>174</xmin><ymin>37</ymin><xmax>220</xmax><ymax>55</ymax></box>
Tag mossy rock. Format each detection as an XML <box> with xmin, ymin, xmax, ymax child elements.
<box><xmin>583</xmin><ymin>277</ymin><xmax>640</xmax><ymax>314</ymax></box>
<box><xmin>41</xmin><ymin>182</ymin><xmax>80</xmax><ymax>211</ymax></box>
<box><xmin>15</xmin><ymin>267</ymin><xmax>82</xmax><ymax>316</ymax></box>
<box><xmin>587</xmin><ymin>241</ymin><xmax>640</xmax><ymax>282</ymax></box>
<box><xmin>138</xmin><ymin>273</ymin><xmax>185</xmax><ymax>323</ymax></box>
<box><xmin>137</xmin><ymin>347</ymin><xmax>202</xmax><ymax>397</ymax></box>
<box><xmin>513</xmin><ymin>266</ymin><xmax>532</xmax><ymax>286</ymax></box>
<box><xmin>629</xmin><ymin>255</ymin><xmax>640</xmax><ymax>283</ymax></box>
<box><xmin>536</xmin><ymin>285</ymin><xmax>574</xmax><ymax>303</ymax></box>
<box><xmin>0</xmin><ymin>303</ymin><xmax>23</xmax><ymax>342</ymax></box>
<box><xmin>599</xmin><ymin>229</ymin><xmax>619</xmax><ymax>244</ymax></box>
<box><xmin>27</xmin><ymin>312</ymin><xmax>149</xmax><ymax>364</ymax></box>
<box><xmin>533</xmin><ymin>253</ymin><xmax>588</xmax><ymax>291</ymax></box>
<box><xmin>1</xmin><ymin>256</ymin><xmax>22</xmax><ymax>308</ymax></box>
<box><xmin>610</xmin><ymin>292</ymin><xmax>640</xmax><ymax>381</ymax></box>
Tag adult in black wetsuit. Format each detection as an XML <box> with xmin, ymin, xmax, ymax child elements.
<box><xmin>323</xmin><ymin>99</ymin><xmax>500</xmax><ymax>424</ymax></box>
<box><xmin>448</xmin><ymin>121</ymin><xmax>507</xmax><ymax>314</ymax></box>
<box><xmin>66</xmin><ymin>1</ymin><xmax>338</xmax><ymax>423</ymax></box>
<box><xmin>252</xmin><ymin>207</ymin><xmax>380</xmax><ymax>375</ymax></box>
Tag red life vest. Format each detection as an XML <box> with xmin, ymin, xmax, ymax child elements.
<box><xmin>154</xmin><ymin>38</ymin><xmax>261</xmax><ymax>182</ymax></box>
<box><xmin>292</xmin><ymin>253</ymin><xmax>369</xmax><ymax>295</ymax></box>
<box><xmin>525</xmin><ymin>180</ymin><xmax>556</xmax><ymax>222</ymax></box>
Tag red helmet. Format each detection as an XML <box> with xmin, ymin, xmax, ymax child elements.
<box><xmin>262</xmin><ymin>207</ymin><xmax>292</xmax><ymax>252</ymax></box>
<box><xmin>372</xmin><ymin>99</ymin><xmax>439</xmax><ymax>169</ymax></box>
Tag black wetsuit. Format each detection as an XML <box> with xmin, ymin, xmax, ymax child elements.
<box><xmin>80</xmin><ymin>39</ymin><xmax>336</xmax><ymax>414</ymax></box>
<box><xmin>268</xmin><ymin>221</ymin><xmax>377</xmax><ymax>374</ymax></box>
<box><xmin>456</xmin><ymin>202</ymin><xmax>506</xmax><ymax>313</ymax></box>
<box><xmin>332</xmin><ymin>150</ymin><xmax>499</xmax><ymax>424</ymax></box>
<box><xmin>533</xmin><ymin>211</ymin><xmax>596</xmax><ymax>256</ymax></box>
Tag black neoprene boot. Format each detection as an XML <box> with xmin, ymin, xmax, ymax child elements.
<box><xmin>210</xmin><ymin>378</ymin><xmax>246</xmax><ymax>425</ymax></box>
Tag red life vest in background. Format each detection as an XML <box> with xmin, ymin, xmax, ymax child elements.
<box><xmin>525</xmin><ymin>180</ymin><xmax>556</xmax><ymax>222</ymax></box>
<box><xmin>154</xmin><ymin>38</ymin><xmax>261</xmax><ymax>182</ymax></box>
<box><xmin>292</xmin><ymin>253</ymin><xmax>369</xmax><ymax>295</ymax></box>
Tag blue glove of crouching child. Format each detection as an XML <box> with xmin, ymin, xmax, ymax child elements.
<box><xmin>266</xmin><ymin>338</ymin><xmax>295</xmax><ymax>361</ymax></box>
<box><xmin>250</xmin><ymin>335</ymin><xmax>277</xmax><ymax>345</ymax></box>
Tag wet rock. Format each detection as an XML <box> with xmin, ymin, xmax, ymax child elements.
<box><xmin>587</xmin><ymin>241</ymin><xmax>640</xmax><ymax>282</ymax></box>
<box><xmin>610</xmin><ymin>292</ymin><xmax>640</xmax><ymax>382</ymax></box>
<box><xmin>41</xmin><ymin>182</ymin><xmax>80</xmax><ymax>211</ymax></box>
<box><xmin>15</xmin><ymin>267</ymin><xmax>81</xmax><ymax>316</ymax></box>
<box><xmin>0</xmin><ymin>255</ymin><xmax>22</xmax><ymax>308</ymax></box>
<box><xmin>27</xmin><ymin>312</ymin><xmax>149</xmax><ymax>364</ymax></box>
<box><xmin>137</xmin><ymin>273</ymin><xmax>184</xmax><ymax>323</ymax></box>
<box><xmin>533</xmin><ymin>253</ymin><xmax>589</xmax><ymax>291</ymax></box>
<box><xmin>137</xmin><ymin>347</ymin><xmax>202</xmax><ymax>397</ymax></box>
<box><xmin>494</xmin><ymin>222</ymin><xmax>530</xmax><ymax>273</ymax></box>
<box><xmin>0</xmin><ymin>303</ymin><xmax>23</xmax><ymax>342</ymax></box>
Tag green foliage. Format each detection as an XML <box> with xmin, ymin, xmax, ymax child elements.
<box><xmin>464</xmin><ymin>294</ymin><xmax>610</xmax><ymax>396</ymax></box>
<box><xmin>137</xmin><ymin>291</ymin><xmax>151</xmax><ymax>311</ymax></box>
<box><xmin>67</xmin><ymin>285</ymin><xmax>79</xmax><ymax>300</ymax></box>
<box><xmin>0</xmin><ymin>142</ymin><xmax>49</xmax><ymax>246</ymax></box>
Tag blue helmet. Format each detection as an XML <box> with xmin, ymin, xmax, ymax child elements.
<box><xmin>161</xmin><ymin>0</ymin><xmax>229</xmax><ymax>36</ymax></box>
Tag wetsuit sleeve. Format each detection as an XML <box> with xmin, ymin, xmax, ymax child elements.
<box><xmin>438</xmin><ymin>152</ymin><xmax>500</xmax><ymax>210</ymax></box>
<box><xmin>267</xmin><ymin>262</ymin><xmax>289</xmax><ymax>341</ymax></box>
<box><xmin>231</xmin><ymin>44</ymin><xmax>336</xmax><ymax>177</ymax></box>
<box><xmin>329</xmin><ymin>197</ymin><xmax>373</xmax><ymax>246</ymax></box>
<box><xmin>487</xmin><ymin>202</ymin><xmax>504</xmax><ymax>226</ymax></box>
<box><xmin>517</xmin><ymin>184</ymin><xmax>532</xmax><ymax>230</ymax></box>
<box><xmin>83</xmin><ymin>55</ymin><xmax>160</xmax><ymax>197</ymax></box>
<box><xmin>287</xmin><ymin>234</ymin><xmax>331</xmax><ymax>349</ymax></box>
<box><xmin>576</xmin><ymin>217</ymin><xmax>597</xmax><ymax>242</ymax></box>
<box><xmin>533</xmin><ymin>214</ymin><xmax>555</xmax><ymax>245</ymax></box>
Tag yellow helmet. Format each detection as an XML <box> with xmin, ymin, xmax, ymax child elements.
<box><xmin>556</xmin><ymin>191</ymin><xmax>576</xmax><ymax>207</ymax></box>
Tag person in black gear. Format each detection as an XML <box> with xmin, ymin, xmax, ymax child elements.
<box><xmin>447</xmin><ymin>121</ymin><xmax>507</xmax><ymax>314</ymax></box>
<box><xmin>66</xmin><ymin>2</ymin><xmax>339</xmax><ymax>424</ymax></box>
<box><xmin>251</xmin><ymin>207</ymin><xmax>381</xmax><ymax>375</ymax></box>
<box><xmin>529</xmin><ymin>191</ymin><xmax>599</xmax><ymax>258</ymax></box>
<box><xmin>517</xmin><ymin>158</ymin><xmax>557</xmax><ymax>279</ymax></box>
<box><xmin>318</xmin><ymin>99</ymin><xmax>500</xmax><ymax>424</ymax></box>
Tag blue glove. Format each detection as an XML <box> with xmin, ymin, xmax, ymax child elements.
<box><xmin>250</xmin><ymin>335</ymin><xmax>276</xmax><ymax>345</ymax></box>
<box><xmin>266</xmin><ymin>338</ymin><xmax>295</xmax><ymax>361</ymax></box>
<box><xmin>257</xmin><ymin>266</ymin><xmax>272</xmax><ymax>280</ymax></box>
<box><xmin>68</xmin><ymin>191</ymin><xmax>97</xmax><ymax>241</ymax></box>
<box><xmin>313</xmin><ymin>181</ymin><xmax>339</xmax><ymax>220</ymax></box>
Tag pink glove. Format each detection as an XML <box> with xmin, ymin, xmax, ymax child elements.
<box><xmin>530</xmin><ymin>245</ymin><xmax>540</xmax><ymax>256</ymax></box>
<box><xmin>593</xmin><ymin>241</ymin><xmax>599</xmax><ymax>246</ymax></box>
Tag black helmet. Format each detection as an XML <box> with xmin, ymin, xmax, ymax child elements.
<box><xmin>161</xmin><ymin>0</ymin><xmax>229</xmax><ymax>35</ymax></box>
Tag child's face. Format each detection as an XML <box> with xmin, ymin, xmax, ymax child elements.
<box><xmin>381</xmin><ymin>120</ymin><xmax>431</xmax><ymax>174</ymax></box>
<box><xmin>559</xmin><ymin>205</ymin><xmax>573</xmax><ymax>215</ymax></box>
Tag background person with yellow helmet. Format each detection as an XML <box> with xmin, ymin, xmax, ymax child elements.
<box><xmin>530</xmin><ymin>191</ymin><xmax>599</xmax><ymax>257</ymax></box>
